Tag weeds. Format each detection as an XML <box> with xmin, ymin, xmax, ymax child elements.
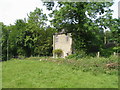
<box><xmin>2</xmin><ymin>57</ymin><xmax>118</xmax><ymax>88</ymax></box>
<box><xmin>10</xmin><ymin>55</ymin><xmax>118</xmax><ymax>75</ymax></box>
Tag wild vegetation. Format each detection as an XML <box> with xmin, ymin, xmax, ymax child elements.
<box><xmin>1</xmin><ymin>2</ymin><xmax>119</xmax><ymax>61</ymax></box>
<box><xmin>44</xmin><ymin>2</ymin><xmax>119</xmax><ymax>56</ymax></box>
<box><xmin>53</xmin><ymin>49</ymin><xmax>63</xmax><ymax>57</ymax></box>
<box><xmin>1</xmin><ymin>1</ymin><xmax>119</xmax><ymax>88</ymax></box>
<box><xmin>2</xmin><ymin>56</ymin><xmax>118</xmax><ymax>88</ymax></box>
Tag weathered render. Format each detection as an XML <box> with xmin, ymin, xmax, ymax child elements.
<box><xmin>53</xmin><ymin>33</ymin><xmax>72</xmax><ymax>58</ymax></box>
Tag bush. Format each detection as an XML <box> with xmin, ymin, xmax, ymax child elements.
<box><xmin>66</xmin><ymin>54</ymin><xmax>77</xmax><ymax>59</ymax></box>
<box><xmin>66</xmin><ymin>50</ymin><xmax>86</xmax><ymax>59</ymax></box>
<box><xmin>100</xmin><ymin>48</ymin><xmax>114</xmax><ymax>57</ymax></box>
<box><xmin>66</xmin><ymin>55</ymin><xmax>118</xmax><ymax>75</ymax></box>
<box><xmin>53</xmin><ymin>49</ymin><xmax>63</xmax><ymax>57</ymax></box>
<box><xmin>18</xmin><ymin>55</ymin><xmax>25</xmax><ymax>59</ymax></box>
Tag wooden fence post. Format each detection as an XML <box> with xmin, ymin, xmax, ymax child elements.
<box><xmin>113</xmin><ymin>52</ymin><xmax>116</xmax><ymax>56</ymax></box>
<box><xmin>97</xmin><ymin>52</ymin><xmax>100</xmax><ymax>58</ymax></box>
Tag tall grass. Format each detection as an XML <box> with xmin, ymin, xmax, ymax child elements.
<box><xmin>2</xmin><ymin>56</ymin><xmax>118</xmax><ymax>88</ymax></box>
<box><xmin>0</xmin><ymin>62</ymin><xmax>2</xmax><ymax>89</ymax></box>
<box><xmin>66</xmin><ymin>55</ymin><xmax>118</xmax><ymax>75</ymax></box>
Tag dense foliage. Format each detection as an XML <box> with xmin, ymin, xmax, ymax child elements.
<box><xmin>44</xmin><ymin>2</ymin><xmax>119</xmax><ymax>55</ymax></box>
<box><xmin>53</xmin><ymin>49</ymin><xmax>63</xmax><ymax>57</ymax></box>
<box><xmin>1</xmin><ymin>2</ymin><xmax>119</xmax><ymax>61</ymax></box>
<box><xmin>1</xmin><ymin>8</ymin><xmax>55</xmax><ymax>61</ymax></box>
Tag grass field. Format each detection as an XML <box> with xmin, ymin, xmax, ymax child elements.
<box><xmin>2</xmin><ymin>57</ymin><xmax>118</xmax><ymax>88</ymax></box>
<box><xmin>0</xmin><ymin>61</ymin><xmax>2</xmax><ymax>89</ymax></box>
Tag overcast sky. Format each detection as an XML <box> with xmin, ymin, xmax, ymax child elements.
<box><xmin>0</xmin><ymin>0</ymin><xmax>119</xmax><ymax>25</ymax></box>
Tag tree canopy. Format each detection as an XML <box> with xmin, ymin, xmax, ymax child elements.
<box><xmin>1</xmin><ymin>2</ymin><xmax>119</xmax><ymax>61</ymax></box>
<box><xmin>44</xmin><ymin>2</ymin><xmax>119</xmax><ymax>55</ymax></box>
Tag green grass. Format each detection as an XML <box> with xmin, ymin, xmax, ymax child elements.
<box><xmin>2</xmin><ymin>58</ymin><xmax>118</xmax><ymax>88</ymax></box>
<box><xmin>0</xmin><ymin>62</ymin><xmax>2</xmax><ymax>89</ymax></box>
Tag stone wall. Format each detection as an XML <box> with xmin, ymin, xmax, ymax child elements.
<box><xmin>53</xmin><ymin>33</ymin><xmax>72</xmax><ymax>58</ymax></box>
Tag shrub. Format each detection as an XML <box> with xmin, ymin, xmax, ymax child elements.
<box><xmin>66</xmin><ymin>50</ymin><xmax>86</xmax><ymax>59</ymax></box>
<box><xmin>53</xmin><ymin>49</ymin><xmax>63</xmax><ymax>57</ymax></box>
<box><xmin>100</xmin><ymin>48</ymin><xmax>113</xmax><ymax>57</ymax></box>
<box><xmin>66</xmin><ymin>54</ymin><xmax>77</xmax><ymax>59</ymax></box>
<box><xmin>66</xmin><ymin>55</ymin><xmax>118</xmax><ymax>75</ymax></box>
<box><xmin>18</xmin><ymin>55</ymin><xmax>25</xmax><ymax>59</ymax></box>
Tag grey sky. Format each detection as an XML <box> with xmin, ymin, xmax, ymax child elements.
<box><xmin>0</xmin><ymin>0</ymin><xmax>119</xmax><ymax>25</ymax></box>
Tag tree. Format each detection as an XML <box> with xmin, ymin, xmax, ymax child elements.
<box><xmin>14</xmin><ymin>19</ymin><xmax>27</xmax><ymax>56</ymax></box>
<box><xmin>1</xmin><ymin>8</ymin><xmax>56</xmax><ymax>60</ymax></box>
<box><xmin>43</xmin><ymin>2</ymin><xmax>114</xmax><ymax>55</ymax></box>
<box><xmin>26</xmin><ymin>8</ymin><xmax>49</xmax><ymax>56</ymax></box>
<box><xmin>1</xmin><ymin>23</ymin><xmax>8</xmax><ymax>60</ymax></box>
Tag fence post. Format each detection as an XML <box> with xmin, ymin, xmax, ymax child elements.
<box><xmin>97</xmin><ymin>52</ymin><xmax>100</xmax><ymax>58</ymax></box>
<box><xmin>113</xmin><ymin>52</ymin><xmax>116</xmax><ymax>56</ymax></box>
<box><xmin>53</xmin><ymin>35</ymin><xmax>55</xmax><ymax>58</ymax></box>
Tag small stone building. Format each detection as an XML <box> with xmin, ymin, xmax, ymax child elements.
<box><xmin>53</xmin><ymin>33</ymin><xmax>72</xmax><ymax>58</ymax></box>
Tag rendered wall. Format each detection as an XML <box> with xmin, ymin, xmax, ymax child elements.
<box><xmin>53</xmin><ymin>33</ymin><xmax>72</xmax><ymax>58</ymax></box>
